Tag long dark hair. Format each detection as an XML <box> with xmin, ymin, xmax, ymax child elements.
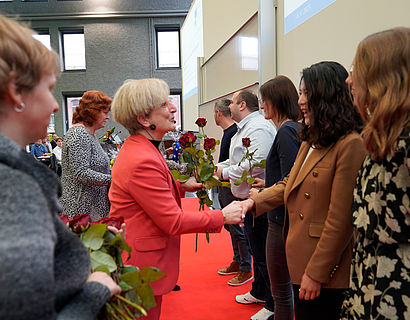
<box><xmin>299</xmin><ymin>61</ymin><xmax>363</xmax><ymax>148</ymax></box>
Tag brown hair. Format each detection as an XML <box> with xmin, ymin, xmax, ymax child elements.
<box><xmin>237</xmin><ymin>90</ymin><xmax>259</xmax><ymax>112</ymax></box>
<box><xmin>0</xmin><ymin>16</ymin><xmax>59</xmax><ymax>102</ymax></box>
<box><xmin>260</xmin><ymin>75</ymin><xmax>301</xmax><ymax>123</ymax></box>
<box><xmin>353</xmin><ymin>27</ymin><xmax>410</xmax><ymax>160</ymax></box>
<box><xmin>72</xmin><ymin>90</ymin><xmax>112</xmax><ymax>127</ymax></box>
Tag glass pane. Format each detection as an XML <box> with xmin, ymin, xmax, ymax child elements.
<box><xmin>33</xmin><ymin>34</ymin><xmax>51</xmax><ymax>50</ymax></box>
<box><xmin>66</xmin><ymin>97</ymin><xmax>81</xmax><ymax>129</ymax></box>
<box><xmin>157</xmin><ymin>30</ymin><xmax>180</xmax><ymax>68</ymax></box>
<box><xmin>63</xmin><ymin>33</ymin><xmax>86</xmax><ymax>70</ymax></box>
<box><xmin>169</xmin><ymin>94</ymin><xmax>181</xmax><ymax>130</ymax></box>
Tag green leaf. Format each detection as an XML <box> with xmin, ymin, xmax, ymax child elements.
<box><xmin>136</xmin><ymin>283</ymin><xmax>156</xmax><ymax>310</ymax></box>
<box><xmin>234</xmin><ymin>170</ymin><xmax>248</xmax><ymax>186</ymax></box>
<box><xmin>196</xmin><ymin>189</ymin><xmax>208</xmax><ymax>199</ymax></box>
<box><xmin>125</xmin><ymin>289</ymin><xmax>142</xmax><ymax>306</ymax></box>
<box><xmin>247</xmin><ymin>177</ymin><xmax>255</xmax><ymax>185</ymax></box>
<box><xmin>198</xmin><ymin>163</ymin><xmax>214</xmax><ymax>182</ymax></box>
<box><xmin>177</xmin><ymin>174</ymin><xmax>190</xmax><ymax>183</ymax></box>
<box><xmin>203</xmin><ymin>176</ymin><xmax>221</xmax><ymax>189</ymax></box>
<box><xmin>170</xmin><ymin>170</ymin><xmax>180</xmax><ymax>180</ymax></box>
<box><xmin>82</xmin><ymin>223</ymin><xmax>107</xmax><ymax>250</ymax></box>
<box><xmin>215</xmin><ymin>140</ymin><xmax>220</xmax><ymax>146</ymax></box>
<box><xmin>90</xmin><ymin>251</ymin><xmax>117</xmax><ymax>272</ymax></box>
<box><xmin>197</xmin><ymin>133</ymin><xmax>206</xmax><ymax>139</ymax></box>
<box><xmin>94</xmin><ymin>265</ymin><xmax>110</xmax><ymax>275</ymax></box>
<box><xmin>205</xmin><ymin>197</ymin><xmax>213</xmax><ymax>207</ymax></box>
<box><xmin>140</xmin><ymin>266</ymin><xmax>166</xmax><ymax>282</ymax></box>
<box><xmin>118</xmin><ymin>280</ymin><xmax>133</xmax><ymax>291</ymax></box>
<box><xmin>121</xmin><ymin>270</ymin><xmax>142</xmax><ymax>287</ymax></box>
<box><xmin>183</xmin><ymin>148</ymin><xmax>196</xmax><ymax>157</ymax></box>
<box><xmin>255</xmin><ymin>160</ymin><xmax>266</xmax><ymax>168</ymax></box>
<box><xmin>109</xmin><ymin>233</ymin><xmax>131</xmax><ymax>253</ymax></box>
<box><xmin>121</xmin><ymin>265</ymin><xmax>140</xmax><ymax>273</ymax></box>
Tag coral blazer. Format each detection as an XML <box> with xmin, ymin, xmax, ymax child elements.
<box><xmin>109</xmin><ymin>135</ymin><xmax>223</xmax><ymax>295</ymax></box>
<box><xmin>252</xmin><ymin>133</ymin><xmax>366</xmax><ymax>288</ymax></box>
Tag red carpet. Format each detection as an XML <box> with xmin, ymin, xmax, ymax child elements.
<box><xmin>161</xmin><ymin>198</ymin><xmax>261</xmax><ymax>320</ymax></box>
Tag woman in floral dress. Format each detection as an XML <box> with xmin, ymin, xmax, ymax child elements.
<box><xmin>341</xmin><ymin>27</ymin><xmax>410</xmax><ymax>319</ymax></box>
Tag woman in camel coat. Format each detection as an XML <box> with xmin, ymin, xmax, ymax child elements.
<box><xmin>241</xmin><ymin>61</ymin><xmax>366</xmax><ymax>320</ymax></box>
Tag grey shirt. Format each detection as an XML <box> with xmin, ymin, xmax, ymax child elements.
<box><xmin>60</xmin><ymin>126</ymin><xmax>111</xmax><ymax>221</ymax></box>
<box><xmin>0</xmin><ymin>133</ymin><xmax>110</xmax><ymax>319</ymax></box>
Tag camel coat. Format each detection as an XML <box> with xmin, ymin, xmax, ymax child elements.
<box><xmin>251</xmin><ymin>133</ymin><xmax>366</xmax><ymax>288</ymax></box>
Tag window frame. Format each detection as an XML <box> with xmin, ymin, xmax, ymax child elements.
<box><xmin>60</xmin><ymin>29</ymin><xmax>86</xmax><ymax>71</ymax></box>
<box><xmin>62</xmin><ymin>93</ymin><xmax>84</xmax><ymax>133</ymax></box>
<box><xmin>155</xmin><ymin>27</ymin><xmax>181</xmax><ymax>69</ymax></box>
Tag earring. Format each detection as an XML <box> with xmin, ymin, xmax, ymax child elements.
<box><xmin>149</xmin><ymin>124</ymin><xmax>156</xmax><ymax>130</ymax></box>
<box><xmin>14</xmin><ymin>102</ymin><xmax>26</xmax><ymax>113</ymax></box>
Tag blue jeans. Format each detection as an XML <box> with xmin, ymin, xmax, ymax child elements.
<box><xmin>218</xmin><ymin>186</ymin><xmax>252</xmax><ymax>272</ymax></box>
<box><xmin>266</xmin><ymin>220</ymin><xmax>294</xmax><ymax>320</ymax></box>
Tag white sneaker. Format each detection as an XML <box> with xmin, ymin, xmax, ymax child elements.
<box><xmin>235</xmin><ymin>292</ymin><xmax>265</xmax><ymax>305</ymax></box>
<box><xmin>250</xmin><ymin>307</ymin><xmax>274</xmax><ymax>320</ymax></box>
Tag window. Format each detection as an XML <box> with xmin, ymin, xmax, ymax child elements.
<box><xmin>169</xmin><ymin>93</ymin><xmax>182</xmax><ymax>130</ymax></box>
<box><xmin>156</xmin><ymin>29</ymin><xmax>180</xmax><ymax>68</ymax></box>
<box><xmin>33</xmin><ymin>32</ymin><xmax>51</xmax><ymax>50</ymax></box>
<box><xmin>61</xmin><ymin>31</ymin><xmax>86</xmax><ymax>70</ymax></box>
<box><xmin>64</xmin><ymin>95</ymin><xmax>82</xmax><ymax>131</ymax></box>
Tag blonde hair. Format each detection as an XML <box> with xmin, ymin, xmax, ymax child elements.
<box><xmin>111</xmin><ymin>78</ymin><xmax>169</xmax><ymax>135</ymax></box>
<box><xmin>0</xmin><ymin>16</ymin><xmax>59</xmax><ymax>101</ymax></box>
<box><xmin>353</xmin><ymin>27</ymin><xmax>410</xmax><ymax>160</ymax></box>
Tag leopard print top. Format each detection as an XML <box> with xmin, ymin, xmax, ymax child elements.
<box><xmin>60</xmin><ymin>125</ymin><xmax>111</xmax><ymax>221</ymax></box>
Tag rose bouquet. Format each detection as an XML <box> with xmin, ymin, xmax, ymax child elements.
<box><xmin>171</xmin><ymin>118</ymin><xmax>230</xmax><ymax>250</ymax></box>
<box><xmin>59</xmin><ymin>214</ymin><xmax>165</xmax><ymax>319</ymax></box>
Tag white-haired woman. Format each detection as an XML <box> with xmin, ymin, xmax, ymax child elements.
<box><xmin>109</xmin><ymin>78</ymin><xmax>244</xmax><ymax>320</ymax></box>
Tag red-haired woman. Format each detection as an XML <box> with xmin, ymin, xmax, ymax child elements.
<box><xmin>60</xmin><ymin>90</ymin><xmax>112</xmax><ymax>221</ymax></box>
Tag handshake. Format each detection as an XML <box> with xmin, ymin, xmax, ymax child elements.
<box><xmin>222</xmin><ymin>199</ymin><xmax>256</xmax><ymax>225</ymax></box>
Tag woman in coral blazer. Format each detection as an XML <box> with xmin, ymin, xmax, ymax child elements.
<box><xmin>241</xmin><ymin>62</ymin><xmax>366</xmax><ymax>320</ymax></box>
<box><xmin>109</xmin><ymin>78</ymin><xmax>243</xmax><ymax>320</ymax></box>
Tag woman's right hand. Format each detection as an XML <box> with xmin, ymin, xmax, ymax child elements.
<box><xmin>87</xmin><ymin>271</ymin><xmax>121</xmax><ymax>297</ymax></box>
<box><xmin>251</xmin><ymin>178</ymin><xmax>265</xmax><ymax>188</ymax></box>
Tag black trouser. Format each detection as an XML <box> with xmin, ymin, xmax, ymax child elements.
<box><xmin>292</xmin><ymin>285</ymin><xmax>345</xmax><ymax>320</ymax></box>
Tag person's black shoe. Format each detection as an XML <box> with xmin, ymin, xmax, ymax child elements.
<box><xmin>172</xmin><ymin>284</ymin><xmax>181</xmax><ymax>291</ymax></box>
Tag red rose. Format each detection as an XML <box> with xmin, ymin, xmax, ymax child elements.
<box><xmin>93</xmin><ymin>216</ymin><xmax>124</xmax><ymax>230</ymax></box>
<box><xmin>242</xmin><ymin>138</ymin><xmax>251</xmax><ymax>148</ymax></box>
<box><xmin>179</xmin><ymin>131</ymin><xmax>197</xmax><ymax>148</ymax></box>
<box><xmin>69</xmin><ymin>213</ymin><xmax>92</xmax><ymax>233</ymax></box>
<box><xmin>59</xmin><ymin>214</ymin><xmax>70</xmax><ymax>226</ymax></box>
<box><xmin>204</xmin><ymin>138</ymin><xmax>216</xmax><ymax>150</ymax></box>
<box><xmin>195</xmin><ymin>118</ymin><xmax>207</xmax><ymax>127</ymax></box>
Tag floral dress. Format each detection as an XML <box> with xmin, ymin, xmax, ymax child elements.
<box><xmin>341</xmin><ymin>128</ymin><xmax>410</xmax><ymax>320</ymax></box>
